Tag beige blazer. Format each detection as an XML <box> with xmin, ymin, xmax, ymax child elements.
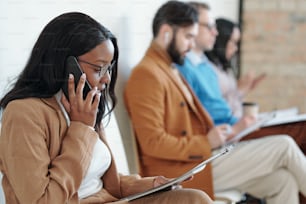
<box><xmin>0</xmin><ymin>97</ymin><xmax>154</xmax><ymax>204</ymax></box>
<box><xmin>124</xmin><ymin>42</ymin><xmax>215</xmax><ymax>198</ymax></box>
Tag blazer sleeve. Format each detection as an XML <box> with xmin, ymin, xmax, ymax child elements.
<box><xmin>0</xmin><ymin>100</ymin><xmax>97</xmax><ymax>203</ymax></box>
<box><xmin>119</xmin><ymin>174</ymin><xmax>155</xmax><ymax>197</ymax></box>
<box><xmin>78</xmin><ymin>174</ymin><xmax>155</xmax><ymax>203</ymax></box>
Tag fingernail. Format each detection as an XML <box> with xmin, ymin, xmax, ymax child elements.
<box><xmin>96</xmin><ymin>92</ymin><xmax>101</xmax><ymax>99</ymax></box>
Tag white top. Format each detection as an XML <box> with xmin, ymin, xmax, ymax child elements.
<box><xmin>55</xmin><ymin>91</ymin><xmax>112</xmax><ymax>199</ymax></box>
<box><xmin>78</xmin><ymin>138</ymin><xmax>111</xmax><ymax>199</ymax></box>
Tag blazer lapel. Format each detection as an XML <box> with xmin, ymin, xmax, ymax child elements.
<box><xmin>148</xmin><ymin>42</ymin><xmax>214</xmax><ymax>130</ymax></box>
<box><xmin>41</xmin><ymin>97</ymin><xmax>69</xmax><ymax>137</ymax></box>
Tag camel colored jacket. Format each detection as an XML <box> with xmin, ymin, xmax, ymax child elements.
<box><xmin>0</xmin><ymin>97</ymin><xmax>155</xmax><ymax>204</ymax></box>
<box><xmin>124</xmin><ymin>41</ymin><xmax>215</xmax><ymax>198</ymax></box>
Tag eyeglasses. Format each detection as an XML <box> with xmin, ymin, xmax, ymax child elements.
<box><xmin>199</xmin><ymin>22</ymin><xmax>216</xmax><ymax>30</ymax></box>
<box><xmin>78</xmin><ymin>59</ymin><xmax>115</xmax><ymax>77</ymax></box>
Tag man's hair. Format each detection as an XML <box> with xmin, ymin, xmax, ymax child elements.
<box><xmin>188</xmin><ymin>1</ymin><xmax>210</xmax><ymax>12</ymax></box>
<box><xmin>152</xmin><ymin>0</ymin><xmax>198</xmax><ymax>37</ymax></box>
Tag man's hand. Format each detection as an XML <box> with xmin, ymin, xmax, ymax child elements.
<box><xmin>227</xmin><ymin>116</ymin><xmax>257</xmax><ymax>141</ymax></box>
<box><xmin>207</xmin><ymin>124</ymin><xmax>233</xmax><ymax>149</ymax></box>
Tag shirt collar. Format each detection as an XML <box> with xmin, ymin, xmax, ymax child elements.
<box><xmin>55</xmin><ymin>90</ymin><xmax>70</xmax><ymax>126</ymax></box>
<box><xmin>186</xmin><ymin>51</ymin><xmax>210</xmax><ymax>67</ymax></box>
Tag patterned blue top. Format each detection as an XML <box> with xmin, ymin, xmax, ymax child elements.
<box><xmin>176</xmin><ymin>51</ymin><xmax>238</xmax><ymax>125</ymax></box>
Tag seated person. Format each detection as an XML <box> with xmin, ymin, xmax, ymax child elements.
<box><xmin>124</xmin><ymin>1</ymin><xmax>306</xmax><ymax>203</ymax></box>
<box><xmin>176</xmin><ymin>3</ymin><xmax>306</xmax><ymax>156</ymax></box>
<box><xmin>205</xmin><ymin>18</ymin><xmax>265</xmax><ymax>118</ymax></box>
<box><xmin>0</xmin><ymin>12</ymin><xmax>212</xmax><ymax>204</ymax></box>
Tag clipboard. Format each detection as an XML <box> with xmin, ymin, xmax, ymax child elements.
<box><xmin>120</xmin><ymin>145</ymin><xmax>233</xmax><ymax>201</ymax></box>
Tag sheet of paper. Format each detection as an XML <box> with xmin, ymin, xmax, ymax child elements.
<box><xmin>262</xmin><ymin>113</ymin><xmax>306</xmax><ymax>127</ymax></box>
<box><xmin>259</xmin><ymin>107</ymin><xmax>298</xmax><ymax>120</ymax></box>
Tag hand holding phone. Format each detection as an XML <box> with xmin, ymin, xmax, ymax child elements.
<box><xmin>61</xmin><ymin>56</ymin><xmax>100</xmax><ymax>127</ymax></box>
<box><xmin>62</xmin><ymin>56</ymin><xmax>92</xmax><ymax>100</ymax></box>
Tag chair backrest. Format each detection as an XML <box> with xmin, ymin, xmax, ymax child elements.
<box><xmin>0</xmin><ymin>172</ymin><xmax>4</xmax><ymax>204</ymax></box>
<box><xmin>0</xmin><ymin>123</ymin><xmax>5</xmax><ymax>204</ymax></box>
<box><xmin>104</xmin><ymin>113</ymin><xmax>130</xmax><ymax>175</ymax></box>
<box><xmin>113</xmin><ymin>64</ymin><xmax>140</xmax><ymax>174</ymax></box>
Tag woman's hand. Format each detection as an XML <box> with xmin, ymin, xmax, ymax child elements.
<box><xmin>153</xmin><ymin>176</ymin><xmax>193</xmax><ymax>189</ymax></box>
<box><xmin>153</xmin><ymin>176</ymin><xmax>170</xmax><ymax>188</ymax></box>
<box><xmin>61</xmin><ymin>73</ymin><xmax>101</xmax><ymax>127</ymax></box>
<box><xmin>238</xmin><ymin>72</ymin><xmax>266</xmax><ymax>95</ymax></box>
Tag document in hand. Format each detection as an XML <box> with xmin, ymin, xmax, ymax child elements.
<box><xmin>262</xmin><ymin>111</ymin><xmax>306</xmax><ymax>127</ymax></box>
<box><xmin>226</xmin><ymin>111</ymin><xmax>276</xmax><ymax>145</ymax></box>
<box><xmin>259</xmin><ymin>107</ymin><xmax>298</xmax><ymax>120</ymax></box>
<box><xmin>120</xmin><ymin>145</ymin><xmax>233</xmax><ymax>202</ymax></box>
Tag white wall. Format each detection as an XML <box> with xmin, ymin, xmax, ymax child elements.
<box><xmin>0</xmin><ymin>0</ymin><xmax>239</xmax><ymax>97</ymax></box>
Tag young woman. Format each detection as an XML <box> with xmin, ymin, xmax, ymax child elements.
<box><xmin>0</xmin><ymin>12</ymin><xmax>212</xmax><ymax>204</ymax></box>
<box><xmin>206</xmin><ymin>18</ymin><xmax>265</xmax><ymax>118</ymax></box>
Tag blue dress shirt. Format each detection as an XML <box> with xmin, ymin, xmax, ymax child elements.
<box><xmin>176</xmin><ymin>51</ymin><xmax>238</xmax><ymax>125</ymax></box>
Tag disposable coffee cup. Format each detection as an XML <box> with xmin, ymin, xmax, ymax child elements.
<box><xmin>242</xmin><ymin>102</ymin><xmax>259</xmax><ymax>119</ymax></box>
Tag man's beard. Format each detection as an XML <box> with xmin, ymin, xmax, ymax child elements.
<box><xmin>167</xmin><ymin>37</ymin><xmax>185</xmax><ymax>65</ymax></box>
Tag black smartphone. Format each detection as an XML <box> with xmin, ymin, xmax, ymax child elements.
<box><xmin>62</xmin><ymin>56</ymin><xmax>92</xmax><ymax>100</ymax></box>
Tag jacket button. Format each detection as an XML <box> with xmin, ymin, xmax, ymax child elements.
<box><xmin>180</xmin><ymin>101</ymin><xmax>185</xmax><ymax>107</ymax></box>
<box><xmin>181</xmin><ymin>130</ymin><xmax>187</xmax><ymax>136</ymax></box>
